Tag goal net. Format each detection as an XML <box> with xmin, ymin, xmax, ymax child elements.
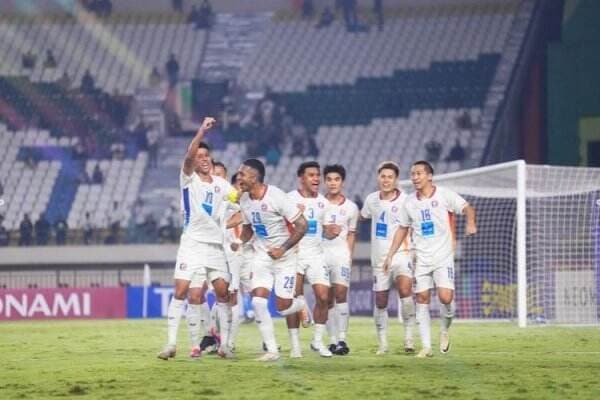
<box><xmin>401</xmin><ymin>160</ymin><xmax>600</xmax><ymax>326</ymax></box>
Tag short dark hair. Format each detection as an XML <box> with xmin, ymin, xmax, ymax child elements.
<box><xmin>297</xmin><ymin>161</ymin><xmax>320</xmax><ymax>177</ymax></box>
<box><xmin>413</xmin><ymin>160</ymin><xmax>434</xmax><ymax>175</ymax></box>
<box><xmin>230</xmin><ymin>172</ymin><xmax>238</xmax><ymax>185</ymax></box>
<box><xmin>213</xmin><ymin>160</ymin><xmax>226</xmax><ymax>173</ymax></box>
<box><xmin>242</xmin><ymin>158</ymin><xmax>265</xmax><ymax>182</ymax></box>
<box><xmin>377</xmin><ymin>161</ymin><xmax>399</xmax><ymax>177</ymax></box>
<box><xmin>198</xmin><ymin>141</ymin><xmax>210</xmax><ymax>151</ymax></box>
<box><xmin>323</xmin><ymin>164</ymin><xmax>346</xmax><ymax>181</ymax></box>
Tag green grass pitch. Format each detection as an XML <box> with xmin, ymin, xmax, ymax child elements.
<box><xmin>1</xmin><ymin>318</ymin><xmax>599</xmax><ymax>399</ymax></box>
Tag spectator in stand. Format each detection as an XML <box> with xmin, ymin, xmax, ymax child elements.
<box><xmin>133</xmin><ymin>120</ymin><xmax>149</xmax><ymax>150</ymax></box>
<box><xmin>307</xmin><ymin>135</ymin><xmax>319</xmax><ymax>157</ymax></box>
<box><xmin>165</xmin><ymin>54</ymin><xmax>180</xmax><ymax>88</ymax></box>
<box><xmin>19</xmin><ymin>214</ymin><xmax>33</xmax><ymax>246</ymax></box>
<box><xmin>149</xmin><ymin>66</ymin><xmax>162</xmax><ymax>87</ymax></box>
<box><xmin>83</xmin><ymin>211</ymin><xmax>95</xmax><ymax>244</ymax></box>
<box><xmin>21</xmin><ymin>50</ymin><xmax>36</xmax><ymax>69</ymax></box>
<box><xmin>43</xmin><ymin>49</ymin><xmax>57</xmax><ymax>69</ymax></box>
<box><xmin>0</xmin><ymin>215</ymin><xmax>9</xmax><ymax>246</ymax></box>
<box><xmin>197</xmin><ymin>0</ymin><xmax>214</xmax><ymax>29</ymax></box>
<box><xmin>373</xmin><ymin>0</ymin><xmax>384</xmax><ymax>31</ymax></box>
<box><xmin>425</xmin><ymin>139</ymin><xmax>442</xmax><ymax>162</ymax></box>
<box><xmin>110</xmin><ymin>140</ymin><xmax>126</xmax><ymax>160</ymax></box>
<box><xmin>266</xmin><ymin>146</ymin><xmax>281</xmax><ymax>167</ymax></box>
<box><xmin>24</xmin><ymin>149</ymin><xmax>37</xmax><ymax>169</ymax></box>
<box><xmin>316</xmin><ymin>6</ymin><xmax>334</xmax><ymax>28</ymax></box>
<box><xmin>146</xmin><ymin>124</ymin><xmax>160</xmax><ymax>168</ymax></box>
<box><xmin>34</xmin><ymin>213</ymin><xmax>51</xmax><ymax>245</ymax></box>
<box><xmin>92</xmin><ymin>164</ymin><xmax>104</xmax><ymax>184</ymax></box>
<box><xmin>456</xmin><ymin>109</ymin><xmax>473</xmax><ymax>130</ymax></box>
<box><xmin>57</xmin><ymin>71</ymin><xmax>72</xmax><ymax>90</ymax></box>
<box><xmin>341</xmin><ymin>0</ymin><xmax>358</xmax><ymax>31</ymax></box>
<box><xmin>0</xmin><ymin>180</ymin><xmax>3</xmax><ymax>197</ymax></box>
<box><xmin>54</xmin><ymin>216</ymin><xmax>68</xmax><ymax>245</ymax></box>
<box><xmin>158</xmin><ymin>204</ymin><xmax>178</xmax><ymax>243</ymax></box>
<box><xmin>81</xmin><ymin>69</ymin><xmax>95</xmax><ymax>93</ymax></box>
<box><xmin>302</xmin><ymin>0</ymin><xmax>315</xmax><ymax>18</ymax></box>
<box><xmin>171</xmin><ymin>0</ymin><xmax>183</xmax><ymax>13</ymax></box>
<box><xmin>107</xmin><ymin>201</ymin><xmax>122</xmax><ymax>244</ymax></box>
<box><xmin>291</xmin><ymin>124</ymin><xmax>307</xmax><ymax>156</ymax></box>
<box><xmin>446</xmin><ymin>139</ymin><xmax>466</xmax><ymax>163</ymax></box>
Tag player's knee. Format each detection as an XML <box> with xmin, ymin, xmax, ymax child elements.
<box><xmin>415</xmin><ymin>291</ymin><xmax>430</xmax><ymax>304</ymax></box>
<box><xmin>275</xmin><ymin>298</ymin><xmax>293</xmax><ymax>312</ymax></box>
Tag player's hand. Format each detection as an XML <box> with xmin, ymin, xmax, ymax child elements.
<box><xmin>465</xmin><ymin>223</ymin><xmax>477</xmax><ymax>236</ymax></box>
<box><xmin>323</xmin><ymin>224</ymin><xmax>342</xmax><ymax>239</ymax></box>
<box><xmin>199</xmin><ymin>117</ymin><xmax>216</xmax><ymax>132</ymax></box>
<box><xmin>382</xmin><ymin>256</ymin><xmax>391</xmax><ymax>275</ymax></box>
<box><xmin>267</xmin><ymin>246</ymin><xmax>285</xmax><ymax>260</ymax></box>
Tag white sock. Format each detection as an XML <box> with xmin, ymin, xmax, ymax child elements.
<box><xmin>440</xmin><ymin>301</ymin><xmax>455</xmax><ymax>333</ymax></box>
<box><xmin>416</xmin><ymin>303</ymin><xmax>431</xmax><ymax>349</ymax></box>
<box><xmin>210</xmin><ymin>304</ymin><xmax>219</xmax><ymax>333</ymax></box>
<box><xmin>373</xmin><ymin>306</ymin><xmax>388</xmax><ymax>346</ymax></box>
<box><xmin>326</xmin><ymin>307</ymin><xmax>337</xmax><ymax>344</ymax></box>
<box><xmin>186</xmin><ymin>303</ymin><xmax>202</xmax><ymax>347</ymax></box>
<box><xmin>167</xmin><ymin>298</ymin><xmax>185</xmax><ymax>347</ymax></box>
<box><xmin>199</xmin><ymin>302</ymin><xmax>211</xmax><ymax>336</ymax></box>
<box><xmin>253</xmin><ymin>297</ymin><xmax>278</xmax><ymax>353</ymax></box>
<box><xmin>278</xmin><ymin>297</ymin><xmax>306</xmax><ymax>316</ymax></box>
<box><xmin>288</xmin><ymin>328</ymin><xmax>301</xmax><ymax>352</ymax></box>
<box><xmin>228</xmin><ymin>303</ymin><xmax>241</xmax><ymax>349</ymax></box>
<box><xmin>335</xmin><ymin>302</ymin><xmax>349</xmax><ymax>341</ymax></box>
<box><xmin>216</xmin><ymin>302</ymin><xmax>232</xmax><ymax>350</ymax></box>
<box><xmin>313</xmin><ymin>323</ymin><xmax>326</xmax><ymax>346</ymax></box>
<box><xmin>400</xmin><ymin>296</ymin><xmax>415</xmax><ymax>341</ymax></box>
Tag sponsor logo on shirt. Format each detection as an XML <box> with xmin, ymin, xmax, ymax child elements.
<box><xmin>431</xmin><ymin>200</ymin><xmax>439</xmax><ymax>207</ymax></box>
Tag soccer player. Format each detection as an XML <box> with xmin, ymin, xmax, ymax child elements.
<box><xmin>158</xmin><ymin>117</ymin><xmax>235</xmax><ymax>360</ymax></box>
<box><xmin>288</xmin><ymin>161</ymin><xmax>334</xmax><ymax>358</ymax></box>
<box><xmin>360</xmin><ymin>161</ymin><xmax>416</xmax><ymax>355</ymax></box>
<box><xmin>383</xmin><ymin>160</ymin><xmax>477</xmax><ymax>358</ymax></box>
<box><xmin>237</xmin><ymin>158</ymin><xmax>309</xmax><ymax>361</ymax></box>
<box><xmin>322</xmin><ymin>164</ymin><xmax>359</xmax><ymax>355</ymax></box>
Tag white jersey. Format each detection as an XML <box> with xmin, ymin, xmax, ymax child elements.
<box><xmin>398</xmin><ymin>186</ymin><xmax>467</xmax><ymax>267</ymax></box>
<box><xmin>361</xmin><ymin>189</ymin><xmax>411</xmax><ymax>269</ymax></box>
<box><xmin>180</xmin><ymin>171</ymin><xmax>233</xmax><ymax>244</ymax></box>
<box><xmin>240</xmin><ymin>185</ymin><xmax>302</xmax><ymax>262</ymax></box>
<box><xmin>287</xmin><ymin>190</ymin><xmax>329</xmax><ymax>259</ymax></box>
<box><xmin>322</xmin><ymin>196</ymin><xmax>359</xmax><ymax>260</ymax></box>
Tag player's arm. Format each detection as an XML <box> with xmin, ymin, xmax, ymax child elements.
<box><xmin>323</xmin><ymin>223</ymin><xmax>341</xmax><ymax>239</ymax></box>
<box><xmin>346</xmin><ymin>230</ymin><xmax>356</xmax><ymax>258</ymax></box>
<box><xmin>182</xmin><ymin>117</ymin><xmax>215</xmax><ymax>176</ymax></box>
<box><xmin>226</xmin><ymin>212</ymin><xmax>242</xmax><ymax>229</ymax></box>
<box><xmin>267</xmin><ymin>215</ymin><xmax>308</xmax><ymax>260</ymax></box>
<box><xmin>382</xmin><ymin>226</ymin><xmax>409</xmax><ymax>274</ymax></box>
<box><xmin>463</xmin><ymin>204</ymin><xmax>477</xmax><ymax>236</ymax></box>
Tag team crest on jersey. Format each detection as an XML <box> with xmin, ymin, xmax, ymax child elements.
<box><xmin>261</xmin><ymin>204</ymin><xmax>268</xmax><ymax>211</ymax></box>
<box><xmin>432</xmin><ymin>200</ymin><xmax>438</xmax><ymax>207</ymax></box>
<box><xmin>392</xmin><ymin>206</ymin><xmax>398</xmax><ymax>213</ymax></box>
<box><xmin>179</xmin><ymin>263</ymin><xmax>187</xmax><ymax>271</ymax></box>
<box><xmin>318</xmin><ymin>201</ymin><xmax>324</xmax><ymax>209</ymax></box>
<box><xmin>215</xmin><ymin>186</ymin><xmax>221</xmax><ymax>193</ymax></box>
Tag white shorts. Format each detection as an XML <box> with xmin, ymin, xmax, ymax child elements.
<box><xmin>297</xmin><ymin>254</ymin><xmax>331</xmax><ymax>287</ymax></box>
<box><xmin>251</xmin><ymin>254</ymin><xmax>297</xmax><ymax>299</ymax></box>
<box><xmin>372</xmin><ymin>253</ymin><xmax>413</xmax><ymax>292</ymax></box>
<box><xmin>174</xmin><ymin>237</ymin><xmax>230</xmax><ymax>288</ymax></box>
<box><xmin>324</xmin><ymin>250</ymin><xmax>351</xmax><ymax>287</ymax></box>
<box><xmin>414</xmin><ymin>255</ymin><xmax>455</xmax><ymax>293</ymax></box>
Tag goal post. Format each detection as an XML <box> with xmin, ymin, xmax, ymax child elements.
<box><xmin>400</xmin><ymin>160</ymin><xmax>600</xmax><ymax>326</ymax></box>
